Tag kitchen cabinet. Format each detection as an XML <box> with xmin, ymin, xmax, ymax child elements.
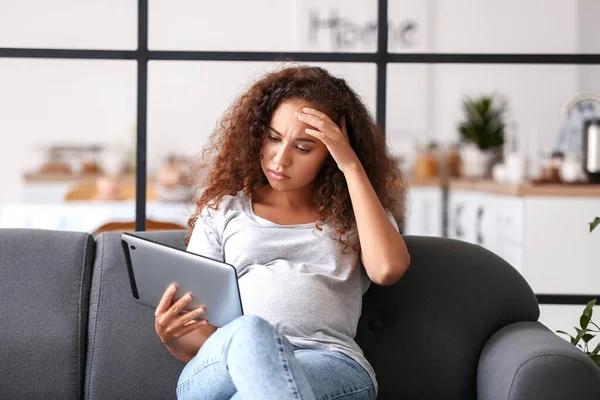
<box><xmin>448</xmin><ymin>189</ymin><xmax>524</xmax><ymax>273</ymax></box>
<box><xmin>447</xmin><ymin>181</ymin><xmax>600</xmax><ymax>294</ymax></box>
<box><xmin>404</xmin><ymin>181</ymin><xmax>443</xmax><ymax>237</ymax></box>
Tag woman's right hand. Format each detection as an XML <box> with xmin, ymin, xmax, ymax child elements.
<box><xmin>155</xmin><ymin>283</ymin><xmax>209</xmax><ymax>346</ymax></box>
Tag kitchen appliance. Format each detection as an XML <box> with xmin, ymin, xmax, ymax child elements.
<box><xmin>583</xmin><ymin>118</ymin><xmax>600</xmax><ymax>183</ymax></box>
<box><xmin>560</xmin><ymin>90</ymin><xmax>600</xmax><ymax>184</ymax></box>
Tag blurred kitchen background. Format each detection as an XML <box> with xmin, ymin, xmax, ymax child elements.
<box><xmin>1</xmin><ymin>0</ymin><xmax>600</xmax><ymax>336</ymax></box>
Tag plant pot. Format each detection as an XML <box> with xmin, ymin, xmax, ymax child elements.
<box><xmin>459</xmin><ymin>144</ymin><xmax>496</xmax><ymax>178</ymax></box>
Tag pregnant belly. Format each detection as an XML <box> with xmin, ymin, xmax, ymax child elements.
<box><xmin>237</xmin><ymin>265</ymin><xmax>360</xmax><ymax>340</ymax></box>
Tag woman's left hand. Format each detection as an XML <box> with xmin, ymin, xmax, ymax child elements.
<box><xmin>295</xmin><ymin>107</ymin><xmax>361</xmax><ymax>173</ymax></box>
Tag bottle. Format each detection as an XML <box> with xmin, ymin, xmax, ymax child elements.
<box><xmin>583</xmin><ymin>119</ymin><xmax>600</xmax><ymax>183</ymax></box>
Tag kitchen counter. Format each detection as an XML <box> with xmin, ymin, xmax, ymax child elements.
<box><xmin>23</xmin><ymin>172</ymin><xmax>141</xmax><ymax>183</ymax></box>
<box><xmin>406</xmin><ymin>175</ymin><xmax>600</xmax><ymax>197</ymax></box>
<box><xmin>406</xmin><ymin>176</ymin><xmax>443</xmax><ymax>187</ymax></box>
<box><xmin>448</xmin><ymin>179</ymin><xmax>600</xmax><ymax>197</ymax></box>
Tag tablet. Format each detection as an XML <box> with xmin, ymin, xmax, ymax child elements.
<box><xmin>120</xmin><ymin>233</ymin><xmax>243</xmax><ymax>327</ymax></box>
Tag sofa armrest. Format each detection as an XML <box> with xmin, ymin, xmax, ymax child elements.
<box><xmin>478</xmin><ymin>321</ymin><xmax>600</xmax><ymax>400</ymax></box>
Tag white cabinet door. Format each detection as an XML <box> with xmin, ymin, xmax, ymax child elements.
<box><xmin>475</xmin><ymin>193</ymin><xmax>498</xmax><ymax>252</ymax></box>
<box><xmin>448</xmin><ymin>190</ymin><xmax>525</xmax><ymax>274</ymax></box>
<box><xmin>404</xmin><ymin>187</ymin><xmax>443</xmax><ymax>237</ymax></box>
<box><xmin>496</xmin><ymin>196</ymin><xmax>525</xmax><ymax>246</ymax></box>
<box><xmin>447</xmin><ymin>190</ymin><xmax>478</xmax><ymax>243</ymax></box>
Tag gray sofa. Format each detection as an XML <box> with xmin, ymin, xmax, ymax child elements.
<box><xmin>1</xmin><ymin>228</ymin><xmax>600</xmax><ymax>400</ymax></box>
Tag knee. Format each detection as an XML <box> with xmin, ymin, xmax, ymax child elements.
<box><xmin>229</xmin><ymin>315</ymin><xmax>275</xmax><ymax>339</ymax></box>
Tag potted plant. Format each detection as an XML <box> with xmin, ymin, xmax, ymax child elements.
<box><xmin>556</xmin><ymin>298</ymin><xmax>600</xmax><ymax>368</ymax></box>
<box><xmin>457</xmin><ymin>94</ymin><xmax>507</xmax><ymax>178</ymax></box>
<box><xmin>554</xmin><ymin>218</ymin><xmax>600</xmax><ymax>368</ymax></box>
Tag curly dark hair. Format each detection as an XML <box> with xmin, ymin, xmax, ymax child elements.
<box><xmin>185</xmin><ymin>64</ymin><xmax>406</xmax><ymax>250</ymax></box>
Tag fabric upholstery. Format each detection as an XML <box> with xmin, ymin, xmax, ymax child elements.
<box><xmin>355</xmin><ymin>236</ymin><xmax>540</xmax><ymax>400</ymax></box>
<box><xmin>478</xmin><ymin>321</ymin><xmax>600</xmax><ymax>400</ymax></box>
<box><xmin>0</xmin><ymin>229</ymin><xmax>94</xmax><ymax>400</ymax></box>
<box><xmin>84</xmin><ymin>231</ymin><xmax>186</xmax><ymax>400</ymax></box>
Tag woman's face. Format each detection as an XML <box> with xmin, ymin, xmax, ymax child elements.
<box><xmin>260</xmin><ymin>99</ymin><xmax>330</xmax><ymax>192</ymax></box>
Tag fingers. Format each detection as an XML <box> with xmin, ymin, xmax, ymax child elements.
<box><xmin>169</xmin><ymin>292</ymin><xmax>194</xmax><ymax>317</ymax></box>
<box><xmin>301</xmin><ymin>107</ymin><xmax>332</xmax><ymax>122</ymax></box>
<box><xmin>304</xmin><ymin>128</ymin><xmax>327</xmax><ymax>142</ymax></box>
<box><xmin>156</xmin><ymin>290</ymin><xmax>192</xmax><ymax>327</ymax></box>
<box><xmin>177</xmin><ymin>319</ymin><xmax>209</xmax><ymax>337</ymax></box>
<box><xmin>295</xmin><ymin>108</ymin><xmax>346</xmax><ymax>144</ymax></box>
<box><xmin>155</xmin><ymin>283</ymin><xmax>177</xmax><ymax>316</ymax></box>
<box><xmin>295</xmin><ymin>112</ymin><xmax>329</xmax><ymax>132</ymax></box>
<box><xmin>155</xmin><ymin>292</ymin><xmax>208</xmax><ymax>344</ymax></box>
<box><xmin>180</xmin><ymin>305</ymin><xmax>207</xmax><ymax>326</ymax></box>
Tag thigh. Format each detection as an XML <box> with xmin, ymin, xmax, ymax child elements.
<box><xmin>294</xmin><ymin>349</ymin><xmax>375</xmax><ymax>400</ymax></box>
<box><xmin>177</xmin><ymin>321</ymin><xmax>242</xmax><ymax>400</ymax></box>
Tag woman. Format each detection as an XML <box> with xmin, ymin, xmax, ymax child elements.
<box><xmin>154</xmin><ymin>65</ymin><xmax>411</xmax><ymax>400</ymax></box>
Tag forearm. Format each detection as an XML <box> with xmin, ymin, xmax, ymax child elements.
<box><xmin>165</xmin><ymin>324</ymin><xmax>218</xmax><ymax>363</ymax></box>
<box><xmin>343</xmin><ymin>164</ymin><xmax>410</xmax><ymax>285</ymax></box>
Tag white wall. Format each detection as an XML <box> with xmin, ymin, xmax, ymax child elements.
<box><xmin>0</xmin><ymin>0</ymin><xmax>593</xmax><ymax>202</ymax></box>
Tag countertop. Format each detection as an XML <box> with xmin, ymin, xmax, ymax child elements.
<box><xmin>407</xmin><ymin>176</ymin><xmax>600</xmax><ymax>197</ymax></box>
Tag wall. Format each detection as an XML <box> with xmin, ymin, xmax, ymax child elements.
<box><xmin>0</xmin><ymin>0</ymin><xmax>592</xmax><ymax>203</ymax></box>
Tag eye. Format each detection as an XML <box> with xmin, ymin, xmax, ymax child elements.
<box><xmin>296</xmin><ymin>147</ymin><xmax>310</xmax><ymax>154</ymax></box>
<box><xmin>268</xmin><ymin>136</ymin><xmax>280</xmax><ymax>142</ymax></box>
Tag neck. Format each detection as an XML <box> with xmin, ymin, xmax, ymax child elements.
<box><xmin>258</xmin><ymin>185</ymin><xmax>315</xmax><ymax>211</ymax></box>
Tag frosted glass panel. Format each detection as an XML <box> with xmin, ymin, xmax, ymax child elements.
<box><xmin>0</xmin><ymin>59</ymin><xmax>136</xmax><ymax>205</ymax></box>
<box><xmin>0</xmin><ymin>0</ymin><xmax>137</xmax><ymax>50</ymax></box>
<box><xmin>149</xmin><ymin>0</ymin><xmax>377</xmax><ymax>52</ymax></box>
<box><xmin>389</xmin><ymin>0</ymin><xmax>592</xmax><ymax>54</ymax></box>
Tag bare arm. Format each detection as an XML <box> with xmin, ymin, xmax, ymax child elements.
<box><xmin>343</xmin><ymin>163</ymin><xmax>411</xmax><ymax>286</ymax></box>
<box><xmin>298</xmin><ymin>108</ymin><xmax>411</xmax><ymax>285</ymax></box>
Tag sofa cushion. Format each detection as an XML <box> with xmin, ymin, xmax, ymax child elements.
<box><xmin>85</xmin><ymin>231</ymin><xmax>186</xmax><ymax>400</ymax></box>
<box><xmin>355</xmin><ymin>236</ymin><xmax>540</xmax><ymax>400</ymax></box>
<box><xmin>0</xmin><ymin>228</ymin><xmax>94</xmax><ymax>400</ymax></box>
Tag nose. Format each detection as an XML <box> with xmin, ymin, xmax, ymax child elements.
<box><xmin>273</xmin><ymin>145</ymin><xmax>291</xmax><ymax>167</ymax></box>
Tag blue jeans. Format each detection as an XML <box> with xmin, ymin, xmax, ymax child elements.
<box><xmin>176</xmin><ymin>315</ymin><xmax>376</xmax><ymax>400</ymax></box>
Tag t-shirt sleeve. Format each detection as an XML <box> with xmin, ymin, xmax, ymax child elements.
<box><xmin>186</xmin><ymin>207</ymin><xmax>224</xmax><ymax>262</ymax></box>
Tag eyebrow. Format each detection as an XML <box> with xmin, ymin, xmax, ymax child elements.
<box><xmin>268</xmin><ymin>126</ymin><xmax>316</xmax><ymax>143</ymax></box>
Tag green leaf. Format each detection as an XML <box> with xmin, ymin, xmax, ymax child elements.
<box><xmin>582</xmin><ymin>334</ymin><xmax>595</xmax><ymax>343</ymax></box>
<box><xmin>581</xmin><ymin>314</ymin><xmax>591</xmax><ymax>329</ymax></box>
<box><xmin>580</xmin><ymin>299</ymin><xmax>596</xmax><ymax>329</ymax></box>
<box><xmin>590</xmin><ymin>217</ymin><xmax>600</xmax><ymax>232</ymax></box>
<box><xmin>590</xmin><ymin>343</ymin><xmax>600</xmax><ymax>356</ymax></box>
<box><xmin>590</xmin><ymin>355</ymin><xmax>600</xmax><ymax>366</ymax></box>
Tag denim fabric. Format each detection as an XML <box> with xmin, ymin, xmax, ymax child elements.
<box><xmin>176</xmin><ymin>315</ymin><xmax>375</xmax><ymax>400</ymax></box>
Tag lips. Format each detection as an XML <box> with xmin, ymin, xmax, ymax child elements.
<box><xmin>268</xmin><ymin>170</ymin><xmax>290</xmax><ymax>180</ymax></box>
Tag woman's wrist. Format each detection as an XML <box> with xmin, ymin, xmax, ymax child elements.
<box><xmin>341</xmin><ymin>160</ymin><xmax>365</xmax><ymax>179</ymax></box>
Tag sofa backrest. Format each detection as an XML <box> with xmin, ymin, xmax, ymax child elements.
<box><xmin>0</xmin><ymin>229</ymin><xmax>94</xmax><ymax>399</ymax></box>
<box><xmin>84</xmin><ymin>231</ymin><xmax>185</xmax><ymax>400</ymax></box>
